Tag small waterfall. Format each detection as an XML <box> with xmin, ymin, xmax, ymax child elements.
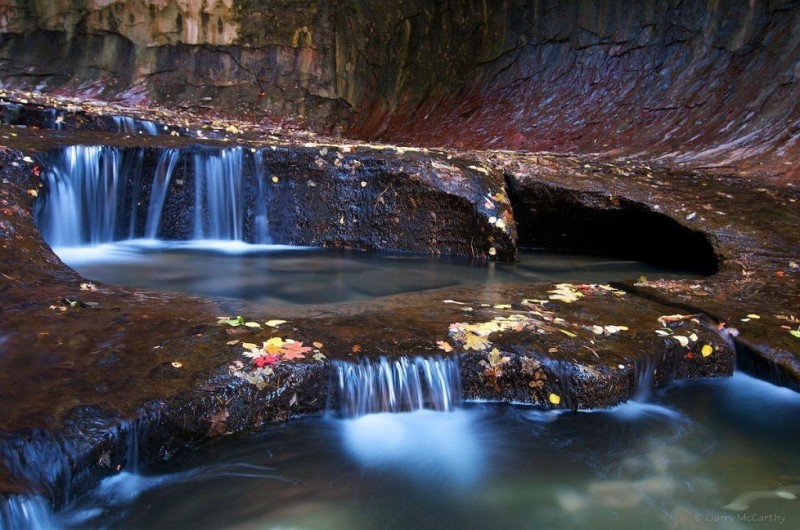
<box><xmin>632</xmin><ymin>357</ymin><xmax>657</xmax><ymax>401</ymax></box>
<box><xmin>113</xmin><ymin>116</ymin><xmax>160</xmax><ymax>136</ymax></box>
<box><xmin>331</xmin><ymin>356</ymin><xmax>462</xmax><ymax>418</ymax></box>
<box><xmin>251</xmin><ymin>150</ymin><xmax>272</xmax><ymax>244</ymax></box>
<box><xmin>35</xmin><ymin>145</ymin><xmax>272</xmax><ymax>247</ymax></box>
<box><xmin>0</xmin><ymin>495</ymin><xmax>56</xmax><ymax>530</ymax></box>
<box><xmin>36</xmin><ymin>146</ymin><xmax>124</xmax><ymax>247</ymax></box>
<box><xmin>144</xmin><ymin>149</ymin><xmax>180</xmax><ymax>239</ymax></box>
<box><xmin>193</xmin><ymin>147</ymin><xmax>244</xmax><ymax>241</ymax></box>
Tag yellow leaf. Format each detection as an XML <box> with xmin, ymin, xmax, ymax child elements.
<box><xmin>558</xmin><ymin>329</ymin><xmax>578</xmax><ymax>338</ymax></box>
<box><xmin>226</xmin><ymin>339</ymin><xmax>240</xmax><ymax>346</ymax></box>
<box><xmin>436</xmin><ymin>340</ymin><xmax>453</xmax><ymax>353</ymax></box>
<box><xmin>271</xmin><ymin>176</ymin><xmax>279</xmax><ymax>183</ymax></box>
<box><xmin>241</xmin><ymin>342</ymin><xmax>259</xmax><ymax>350</ymax></box>
<box><xmin>244</xmin><ymin>321</ymin><xmax>261</xmax><ymax>328</ymax></box>
<box><xmin>493</xmin><ymin>304</ymin><xmax>512</xmax><ymax>309</ymax></box>
<box><xmin>701</xmin><ymin>344</ymin><xmax>714</xmax><ymax>357</ymax></box>
<box><xmin>548</xmin><ymin>393</ymin><xmax>561</xmax><ymax>405</ymax></box>
<box><xmin>488</xmin><ymin>247</ymin><xmax>497</xmax><ymax>256</ymax></box>
<box><xmin>746</xmin><ymin>314</ymin><xmax>761</xmax><ymax>319</ymax></box>
<box><xmin>264</xmin><ymin>337</ymin><xmax>285</xmax><ymax>354</ymax></box>
<box><xmin>463</xmin><ymin>332</ymin><xmax>491</xmax><ymax>351</ymax></box>
<box><xmin>265</xmin><ymin>319</ymin><xmax>287</xmax><ymax>327</ymax></box>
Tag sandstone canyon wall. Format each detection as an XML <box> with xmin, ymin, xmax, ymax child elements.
<box><xmin>1</xmin><ymin>0</ymin><xmax>798</xmax><ymax>176</ymax></box>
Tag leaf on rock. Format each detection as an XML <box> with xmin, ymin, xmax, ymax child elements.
<box><xmin>463</xmin><ymin>332</ymin><xmax>492</xmax><ymax>351</ymax></box>
<box><xmin>208</xmin><ymin>409</ymin><xmax>229</xmax><ymax>436</ymax></box>
<box><xmin>313</xmin><ymin>352</ymin><xmax>327</xmax><ymax>362</ymax></box>
<box><xmin>282</xmin><ymin>340</ymin><xmax>312</xmax><ymax>360</ymax></box>
<box><xmin>265</xmin><ymin>320</ymin><xmax>288</xmax><ymax>327</ymax></box>
<box><xmin>437</xmin><ymin>340</ymin><xmax>454</xmax><ymax>353</ymax></box>
<box><xmin>548</xmin><ymin>393</ymin><xmax>561</xmax><ymax>405</ymax></box>
<box><xmin>254</xmin><ymin>355</ymin><xmax>280</xmax><ymax>368</ymax></box>
<box><xmin>673</xmin><ymin>335</ymin><xmax>690</xmax><ymax>347</ymax></box>
<box><xmin>701</xmin><ymin>344</ymin><xmax>714</xmax><ymax>357</ymax></box>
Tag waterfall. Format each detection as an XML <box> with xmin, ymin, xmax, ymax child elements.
<box><xmin>144</xmin><ymin>149</ymin><xmax>180</xmax><ymax>239</ymax></box>
<box><xmin>0</xmin><ymin>495</ymin><xmax>56</xmax><ymax>530</ymax></box>
<box><xmin>113</xmin><ymin>116</ymin><xmax>160</xmax><ymax>136</ymax></box>
<box><xmin>35</xmin><ymin>145</ymin><xmax>272</xmax><ymax>247</ymax></box>
<box><xmin>251</xmin><ymin>149</ymin><xmax>272</xmax><ymax>244</ymax></box>
<box><xmin>331</xmin><ymin>356</ymin><xmax>462</xmax><ymax>418</ymax></box>
<box><xmin>36</xmin><ymin>146</ymin><xmax>124</xmax><ymax>247</ymax></box>
<box><xmin>193</xmin><ymin>147</ymin><xmax>243</xmax><ymax>241</ymax></box>
<box><xmin>632</xmin><ymin>357</ymin><xmax>657</xmax><ymax>401</ymax></box>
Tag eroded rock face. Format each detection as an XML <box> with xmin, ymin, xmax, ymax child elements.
<box><xmin>1</xmin><ymin>1</ymin><xmax>798</xmax><ymax>178</ymax></box>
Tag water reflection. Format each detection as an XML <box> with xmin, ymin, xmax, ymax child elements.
<box><xmin>48</xmin><ymin>373</ymin><xmax>800</xmax><ymax>529</ymax></box>
<box><xmin>53</xmin><ymin>241</ymin><xmax>697</xmax><ymax>306</ymax></box>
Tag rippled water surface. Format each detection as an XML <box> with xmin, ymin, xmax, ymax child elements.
<box><xmin>55</xmin><ymin>373</ymin><xmax>800</xmax><ymax>529</ymax></box>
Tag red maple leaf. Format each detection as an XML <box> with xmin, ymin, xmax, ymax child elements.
<box><xmin>253</xmin><ymin>355</ymin><xmax>280</xmax><ymax>368</ymax></box>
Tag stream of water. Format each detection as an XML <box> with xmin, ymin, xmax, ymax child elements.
<box><xmin>34</xmin><ymin>371</ymin><xmax>796</xmax><ymax>529</ymax></box>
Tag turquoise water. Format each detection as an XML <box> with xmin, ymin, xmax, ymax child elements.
<box><xmin>55</xmin><ymin>373</ymin><xmax>800</xmax><ymax>529</ymax></box>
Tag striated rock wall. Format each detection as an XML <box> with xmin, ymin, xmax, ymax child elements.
<box><xmin>1</xmin><ymin>1</ymin><xmax>799</xmax><ymax>176</ymax></box>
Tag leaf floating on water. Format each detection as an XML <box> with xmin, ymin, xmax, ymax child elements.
<box><xmin>244</xmin><ymin>321</ymin><xmax>262</xmax><ymax>328</ymax></box>
<box><xmin>437</xmin><ymin>340</ymin><xmax>454</xmax><ymax>353</ymax></box>
<box><xmin>548</xmin><ymin>393</ymin><xmax>561</xmax><ymax>405</ymax></box>
<box><xmin>265</xmin><ymin>319</ymin><xmax>287</xmax><ymax>327</ymax></box>
<box><xmin>701</xmin><ymin>344</ymin><xmax>714</xmax><ymax>357</ymax></box>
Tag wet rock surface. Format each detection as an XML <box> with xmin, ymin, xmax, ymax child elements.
<box><xmin>0</xmin><ymin>74</ymin><xmax>800</xmax><ymax>516</ymax></box>
<box><xmin>0</xmin><ymin>99</ymin><xmax>797</xmax><ymax>505</ymax></box>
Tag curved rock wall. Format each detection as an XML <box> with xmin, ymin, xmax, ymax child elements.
<box><xmin>1</xmin><ymin>0</ymin><xmax>799</xmax><ymax>176</ymax></box>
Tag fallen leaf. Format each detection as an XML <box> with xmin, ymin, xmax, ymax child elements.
<box><xmin>281</xmin><ymin>340</ymin><xmax>312</xmax><ymax>360</ymax></box>
<box><xmin>265</xmin><ymin>319</ymin><xmax>287</xmax><ymax>327</ymax></box>
<box><xmin>264</xmin><ymin>337</ymin><xmax>286</xmax><ymax>355</ymax></box>
<box><xmin>701</xmin><ymin>344</ymin><xmax>714</xmax><ymax>357</ymax></box>
<box><xmin>437</xmin><ymin>340</ymin><xmax>454</xmax><ymax>353</ymax></box>
<box><xmin>312</xmin><ymin>341</ymin><xmax>324</xmax><ymax>349</ymax></box>
<box><xmin>463</xmin><ymin>332</ymin><xmax>492</xmax><ymax>351</ymax></box>
<box><xmin>226</xmin><ymin>339</ymin><xmax>240</xmax><ymax>346</ymax></box>
<box><xmin>244</xmin><ymin>321</ymin><xmax>261</xmax><ymax>328</ymax></box>
<box><xmin>673</xmin><ymin>335</ymin><xmax>690</xmax><ymax>347</ymax></box>
<box><xmin>558</xmin><ymin>329</ymin><xmax>577</xmax><ymax>338</ymax></box>
<box><xmin>208</xmin><ymin>409</ymin><xmax>229</xmax><ymax>436</ymax></box>
<box><xmin>791</xmin><ymin>330</ymin><xmax>800</xmax><ymax>339</ymax></box>
<box><xmin>171</xmin><ymin>361</ymin><xmax>183</xmax><ymax>368</ymax></box>
<box><xmin>352</xmin><ymin>344</ymin><xmax>362</xmax><ymax>353</ymax></box>
<box><xmin>746</xmin><ymin>314</ymin><xmax>761</xmax><ymax>319</ymax></box>
<box><xmin>253</xmin><ymin>355</ymin><xmax>280</xmax><ymax>368</ymax></box>
<box><xmin>313</xmin><ymin>352</ymin><xmax>327</xmax><ymax>362</ymax></box>
<box><xmin>548</xmin><ymin>393</ymin><xmax>561</xmax><ymax>405</ymax></box>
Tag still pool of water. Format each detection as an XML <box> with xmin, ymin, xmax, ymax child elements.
<box><xmin>53</xmin><ymin>373</ymin><xmax>799</xmax><ymax>530</ymax></box>
<box><xmin>54</xmin><ymin>240</ymin><xmax>696</xmax><ymax>305</ymax></box>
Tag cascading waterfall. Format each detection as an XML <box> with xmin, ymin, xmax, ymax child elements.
<box><xmin>112</xmin><ymin>116</ymin><xmax>160</xmax><ymax>136</ymax></box>
<box><xmin>35</xmin><ymin>145</ymin><xmax>124</xmax><ymax>247</ymax></box>
<box><xmin>144</xmin><ymin>149</ymin><xmax>180</xmax><ymax>239</ymax></box>
<box><xmin>331</xmin><ymin>356</ymin><xmax>462</xmax><ymax>418</ymax></box>
<box><xmin>251</xmin><ymin>149</ymin><xmax>272</xmax><ymax>244</ymax></box>
<box><xmin>193</xmin><ymin>147</ymin><xmax>243</xmax><ymax>241</ymax></box>
<box><xmin>35</xmin><ymin>145</ymin><xmax>272</xmax><ymax>247</ymax></box>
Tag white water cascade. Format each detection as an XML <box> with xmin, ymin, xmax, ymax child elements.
<box><xmin>331</xmin><ymin>356</ymin><xmax>462</xmax><ymax>418</ymax></box>
<box><xmin>192</xmin><ymin>147</ymin><xmax>243</xmax><ymax>241</ymax></box>
<box><xmin>35</xmin><ymin>145</ymin><xmax>272</xmax><ymax>248</ymax></box>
